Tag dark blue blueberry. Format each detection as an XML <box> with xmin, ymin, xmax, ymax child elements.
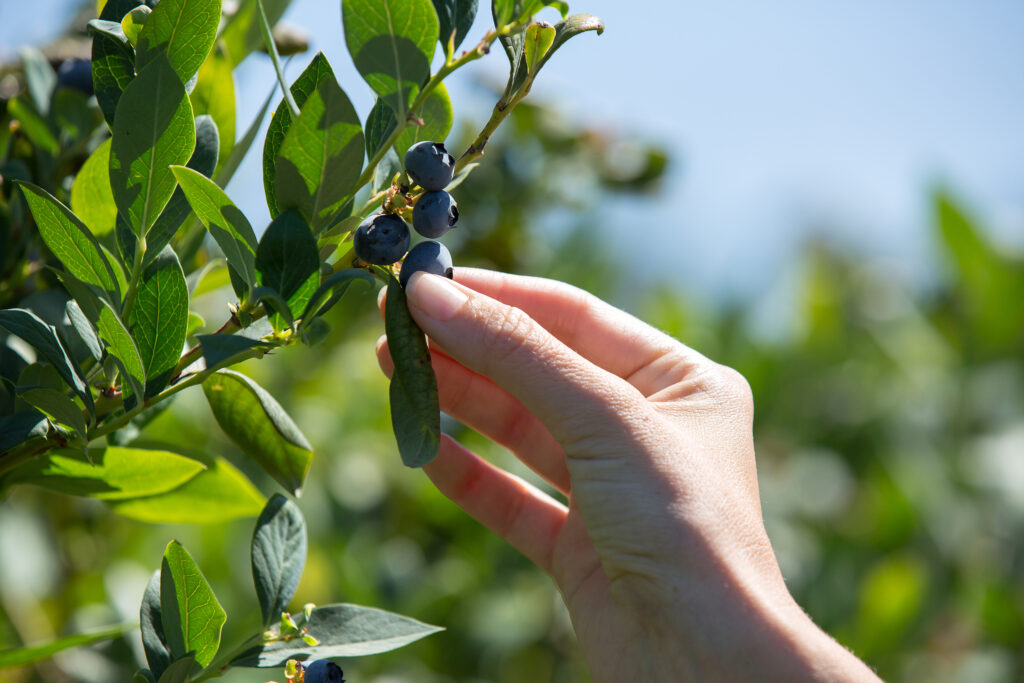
<box><xmin>412</xmin><ymin>190</ymin><xmax>458</xmax><ymax>238</ymax></box>
<box><xmin>353</xmin><ymin>213</ymin><xmax>410</xmax><ymax>265</ymax></box>
<box><xmin>303</xmin><ymin>659</ymin><xmax>344</xmax><ymax>682</ymax></box>
<box><xmin>404</xmin><ymin>141</ymin><xmax>455</xmax><ymax>191</ymax></box>
<box><xmin>56</xmin><ymin>59</ymin><xmax>93</xmax><ymax>96</ymax></box>
<box><xmin>399</xmin><ymin>240</ymin><xmax>454</xmax><ymax>288</ymax></box>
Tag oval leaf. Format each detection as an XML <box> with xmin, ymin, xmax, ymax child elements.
<box><xmin>110</xmin><ymin>54</ymin><xmax>196</xmax><ymax>236</ymax></box>
<box><xmin>89</xmin><ymin>19</ymin><xmax>135</xmax><ymax>129</ymax></box>
<box><xmin>135</xmin><ymin>0</ymin><xmax>221</xmax><ymax>85</ymax></box>
<box><xmin>342</xmin><ymin>0</ymin><xmax>438</xmax><ymax>122</ymax></box>
<box><xmin>431</xmin><ymin>0</ymin><xmax>478</xmax><ymax>52</ymax></box>
<box><xmin>128</xmin><ymin>247</ymin><xmax>189</xmax><ymax>397</ymax></box>
<box><xmin>0</xmin><ymin>308</ymin><xmax>90</xmax><ymax>409</ymax></box>
<box><xmin>160</xmin><ymin>541</ymin><xmax>225</xmax><ymax>669</ymax></box>
<box><xmin>71</xmin><ymin>139</ymin><xmax>117</xmax><ymax>237</ymax></box>
<box><xmin>384</xmin><ymin>276</ymin><xmax>440</xmax><ymax>467</ymax></box>
<box><xmin>16</xmin><ymin>387</ymin><xmax>87</xmax><ymax>442</ymax></box>
<box><xmin>231</xmin><ymin>603</ymin><xmax>443</xmax><ymax>667</ymax></box>
<box><xmin>141</xmin><ymin>570</ymin><xmax>172</xmax><ymax>678</ymax></box>
<box><xmin>393</xmin><ymin>82</ymin><xmax>452</xmax><ymax>159</ymax></box>
<box><xmin>96</xmin><ymin>298</ymin><xmax>147</xmax><ymax>403</ymax></box>
<box><xmin>252</xmin><ymin>494</ymin><xmax>308</xmax><ymax>628</ymax></box>
<box><xmin>202</xmin><ymin>369</ymin><xmax>313</xmax><ymax>495</ymax></box>
<box><xmin>0</xmin><ymin>624</ymin><xmax>133</xmax><ymax>669</ymax></box>
<box><xmin>190</xmin><ymin>46</ymin><xmax>236</xmax><ymax>171</ymax></box>
<box><xmin>255</xmin><ymin>209</ymin><xmax>319</xmax><ymax>330</ymax></box>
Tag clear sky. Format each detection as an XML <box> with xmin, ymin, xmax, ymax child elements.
<box><xmin>4</xmin><ymin>0</ymin><xmax>1024</xmax><ymax>298</ymax></box>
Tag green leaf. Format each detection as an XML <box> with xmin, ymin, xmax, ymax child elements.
<box><xmin>96</xmin><ymin>298</ymin><xmax>147</xmax><ymax>402</ymax></box>
<box><xmin>539</xmin><ymin>13</ymin><xmax>604</xmax><ymax>72</ymax></box>
<box><xmin>431</xmin><ymin>0</ymin><xmax>478</xmax><ymax>53</ymax></box>
<box><xmin>219</xmin><ymin>0</ymin><xmax>293</xmax><ymax>66</ymax></box>
<box><xmin>171</xmin><ymin>165</ymin><xmax>257</xmax><ymax>297</ymax></box>
<box><xmin>160</xmin><ymin>540</ymin><xmax>226</xmax><ymax>669</ymax></box>
<box><xmin>255</xmin><ymin>210</ymin><xmax>319</xmax><ymax>330</ymax></box>
<box><xmin>6</xmin><ymin>96</ymin><xmax>58</xmax><ymax>155</ymax></box>
<box><xmin>110</xmin><ymin>54</ymin><xmax>196</xmax><ymax>236</ymax></box>
<box><xmin>300</xmin><ymin>268</ymin><xmax>374</xmax><ymax>322</ymax></box>
<box><xmin>5</xmin><ymin>446</ymin><xmax>205</xmax><ymax>499</ymax></box>
<box><xmin>17</xmin><ymin>181</ymin><xmax>120</xmax><ymax>299</ymax></box>
<box><xmin>66</xmin><ymin>300</ymin><xmax>103</xmax><ymax>362</ymax></box>
<box><xmin>0</xmin><ymin>623</ymin><xmax>133</xmax><ymax>668</ymax></box>
<box><xmin>196</xmin><ymin>334</ymin><xmax>271</xmax><ymax>371</ymax></box>
<box><xmin>156</xmin><ymin>655</ymin><xmax>196</xmax><ymax>683</ymax></box>
<box><xmin>0</xmin><ymin>411</ymin><xmax>48</xmax><ymax>453</ymax></box>
<box><xmin>523</xmin><ymin>21</ymin><xmax>555</xmax><ymax>74</ymax></box>
<box><xmin>190</xmin><ymin>46</ymin><xmax>236</xmax><ymax>172</ymax></box>
<box><xmin>252</xmin><ymin>494</ymin><xmax>307</xmax><ymax>628</ymax></box>
<box><xmin>0</xmin><ymin>309</ymin><xmax>90</xmax><ymax>409</ymax></box>
<box><xmin>202</xmin><ymin>369</ymin><xmax>313</xmax><ymax>495</ymax></box>
<box><xmin>364</xmin><ymin>98</ymin><xmax>398</xmax><ymax>160</ymax></box>
<box><xmin>262</xmin><ymin>52</ymin><xmax>332</xmax><ymax>217</ymax></box>
<box><xmin>16</xmin><ymin>387</ymin><xmax>87</xmax><ymax>442</ymax></box>
<box><xmin>18</xmin><ymin>46</ymin><xmax>57</xmax><ymax>116</ymax></box>
<box><xmin>89</xmin><ymin>19</ymin><xmax>136</xmax><ymax>129</ymax></box>
<box><xmin>141</xmin><ymin>570</ymin><xmax>172</xmax><ymax>678</ymax></box>
<box><xmin>274</xmin><ymin>71</ymin><xmax>364</xmax><ymax>231</ymax></box>
<box><xmin>135</xmin><ymin>0</ymin><xmax>221</xmax><ymax>85</ymax></box>
<box><xmin>231</xmin><ymin>603</ymin><xmax>443</xmax><ymax>666</ymax></box>
<box><xmin>342</xmin><ymin>0</ymin><xmax>438</xmax><ymax>122</ymax></box>
<box><xmin>384</xmin><ymin>277</ymin><xmax>440</xmax><ymax>467</ymax></box>
<box><xmin>250</xmin><ymin>286</ymin><xmax>295</xmax><ymax>329</ymax></box>
<box><xmin>110</xmin><ymin>454</ymin><xmax>266</xmax><ymax>523</ymax></box>
<box><xmin>128</xmin><ymin>247</ymin><xmax>189</xmax><ymax>397</ymax></box>
<box><xmin>216</xmin><ymin>81</ymin><xmax>276</xmax><ymax>188</ymax></box>
<box><xmin>122</xmin><ymin>6</ymin><xmax>152</xmax><ymax>45</ymax></box>
<box><xmin>52</xmin><ymin>89</ymin><xmax>95</xmax><ymax>141</ymax></box>
<box><xmin>394</xmin><ymin>82</ymin><xmax>453</xmax><ymax>159</ymax></box>
<box><xmin>71</xmin><ymin>139</ymin><xmax>117</xmax><ymax>237</ymax></box>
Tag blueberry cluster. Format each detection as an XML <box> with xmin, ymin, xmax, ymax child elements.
<box><xmin>302</xmin><ymin>659</ymin><xmax>345</xmax><ymax>682</ymax></box>
<box><xmin>353</xmin><ymin>141</ymin><xmax>458</xmax><ymax>287</ymax></box>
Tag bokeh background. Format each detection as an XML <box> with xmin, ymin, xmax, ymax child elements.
<box><xmin>2</xmin><ymin>1</ymin><xmax>1024</xmax><ymax>681</ymax></box>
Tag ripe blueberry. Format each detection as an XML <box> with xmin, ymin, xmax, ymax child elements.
<box><xmin>399</xmin><ymin>240</ymin><xmax>454</xmax><ymax>288</ymax></box>
<box><xmin>412</xmin><ymin>191</ymin><xmax>458</xmax><ymax>238</ymax></box>
<box><xmin>404</xmin><ymin>141</ymin><xmax>455</xmax><ymax>191</ymax></box>
<box><xmin>303</xmin><ymin>659</ymin><xmax>345</xmax><ymax>682</ymax></box>
<box><xmin>56</xmin><ymin>59</ymin><xmax>93</xmax><ymax>96</ymax></box>
<box><xmin>353</xmin><ymin>213</ymin><xmax>410</xmax><ymax>265</ymax></box>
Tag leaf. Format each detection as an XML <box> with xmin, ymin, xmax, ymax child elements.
<box><xmin>16</xmin><ymin>387</ymin><xmax>87</xmax><ymax>442</ymax></box>
<box><xmin>190</xmin><ymin>46</ymin><xmax>236</xmax><ymax>172</ymax></box>
<box><xmin>216</xmin><ymin>81</ymin><xmax>276</xmax><ymax>188</ymax></box>
<box><xmin>250</xmin><ymin>286</ymin><xmax>295</xmax><ymax>329</ymax></box>
<box><xmin>0</xmin><ymin>623</ymin><xmax>133</xmax><ymax>668</ymax></box>
<box><xmin>141</xmin><ymin>570</ymin><xmax>172</xmax><ymax>678</ymax></box>
<box><xmin>251</xmin><ymin>494</ymin><xmax>307</xmax><ymax>628</ymax></box>
<box><xmin>539</xmin><ymin>13</ymin><xmax>604</xmax><ymax>72</ymax></box>
<box><xmin>18</xmin><ymin>46</ymin><xmax>57</xmax><ymax>116</ymax></box>
<box><xmin>262</xmin><ymin>52</ymin><xmax>332</xmax><ymax>218</ymax></box>
<box><xmin>274</xmin><ymin>71</ymin><xmax>364</xmax><ymax>231</ymax></box>
<box><xmin>17</xmin><ymin>181</ymin><xmax>120</xmax><ymax>299</ymax></box>
<box><xmin>171</xmin><ymin>165</ymin><xmax>257</xmax><ymax>297</ymax></box>
<box><xmin>0</xmin><ymin>309</ymin><xmax>90</xmax><ymax>409</ymax></box>
<box><xmin>231</xmin><ymin>603</ymin><xmax>443</xmax><ymax>666</ymax></box>
<box><xmin>384</xmin><ymin>277</ymin><xmax>440</xmax><ymax>467</ymax></box>
<box><xmin>135</xmin><ymin>0</ymin><xmax>221</xmax><ymax>85</ymax></box>
<box><xmin>523</xmin><ymin>21</ymin><xmax>555</xmax><ymax>74</ymax></box>
<box><xmin>96</xmin><ymin>298</ymin><xmax>147</xmax><ymax>402</ymax></box>
<box><xmin>300</xmin><ymin>269</ymin><xmax>375</xmax><ymax>322</ymax></box>
<box><xmin>160</xmin><ymin>540</ymin><xmax>226</xmax><ymax>669</ymax></box>
<box><xmin>89</xmin><ymin>19</ymin><xmax>136</xmax><ymax>128</ymax></box>
<box><xmin>342</xmin><ymin>0</ymin><xmax>438</xmax><ymax>122</ymax></box>
<box><xmin>66</xmin><ymin>300</ymin><xmax>103</xmax><ymax>362</ymax></box>
<box><xmin>110</xmin><ymin>455</ymin><xmax>266</xmax><ymax>523</ymax></box>
<box><xmin>255</xmin><ymin>210</ymin><xmax>319</xmax><ymax>330</ymax></box>
<box><xmin>196</xmin><ymin>334</ymin><xmax>270</xmax><ymax>371</ymax></box>
<box><xmin>431</xmin><ymin>0</ymin><xmax>478</xmax><ymax>53</ymax></box>
<box><xmin>202</xmin><ymin>369</ymin><xmax>313</xmax><ymax>495</ymax></box>
<box><xmin>110</xmin><ymin>54</ymin><xmax>196</xmax><ymax>236</ymax></box>
<box><xmin>372</xmin><ymin>147</ymin><xmax>402</xmax><ymax>195</ymax></box>
<box><xmin>156</xmin><ymin>655</ymin><xmax>196</xmax><ymax>683</ymax></box>
<box><xmin>71</xmin><ymin>139</ymin><xmax>117</xmax><ymax>237</ymax></box>
<box><xmin>6</xmin><ymin>97</ymin><xmax>58</xmax><ymax>155</ymax></box>
<box><xmin>394</xmin><ymin>83</ymin><xmax>453</xmax><ymax>159</ymax></box>
<box><xmin>0</xmin><ymin>411</ymin><xmax>48</xmax><ymax>453</ymax></box>
<box><xmin>364</xmin><ymin>99</ymin><xmax>398</xmax><ymax>160</ymax></box>
<box><xmin>128</xmin><ymin>247</ymin><xmax>189</xmax><ymax>397</ymax></box>
<box><xmin>220</xmin><ymin>0</ymin><xmax>293</xmax><ymax>66</ymax></box>
<box><xmin>121</xmin><ymin>5</ymin><xmax>152</xmax><ymax>46</ymax></box>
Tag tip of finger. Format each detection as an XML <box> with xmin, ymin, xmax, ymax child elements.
<box><xmin>375</xmin><ymin>335</ymin><xmax>395</xmax><ymax>376</ymax></box>
<box><xmin>376</xmin><ymin>286</ymin><xmax>387</xmax><ymax>316</ymax></box>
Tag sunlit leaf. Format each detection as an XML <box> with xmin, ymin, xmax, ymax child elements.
<box><xmin>135</xmin><ymin>0</ymin><xmax>221</xmax><ymax>85</ymax></box>
<box><xmin>71</xmin><ymin>139</ymin><xmax>117</xmax><ymax>237</ymax></box>
<box><xmin>128</xmin><ymin>247</ymin><xmax>189</xmax><ymax>397</ymax></box>
<box><xmin>88</xmin><ymin>19</ymin><xmax>135</xmax><ymax>128</ymax></box>
<box><xmin>160</xmin><ymin>540</ymin><xmax>225</xmax><ymax>668</ymax></box>
<box><xmin>0</xmin><ymin>623</ymin><xmax>133</xmax><ymax>668</ymax></box>
<box><xmin>190</xmin><ymin>46</ymin><xmax>236</xmax><ymax>171</ymax></box>
<box><xmin>96</xmin><ymin>298</ymin><xmax>147</xmax><ymax>403</ymax></box>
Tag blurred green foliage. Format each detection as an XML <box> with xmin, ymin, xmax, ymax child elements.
<box><xmin>3</xmin><ymin>48</ymin><xmax>1024</xmax><ymax>683</ymax></box>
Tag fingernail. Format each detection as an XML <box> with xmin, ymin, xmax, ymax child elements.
<box><xmin>406</xmin><ymin>272</ymin><xmax>467</xmax><ymax>321</ymax></box>
<box><xmin>375</xmin><ymin>334</ymin><xmax>387</xmax><ymax>354</ymax></box>
<box><xmin>377</xmin><ymin>286</ymin><xmax>387</xmax><ymax>309</ymax></box>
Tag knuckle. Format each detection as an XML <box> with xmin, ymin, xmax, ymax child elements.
<box><xmin>713</xmin><ymin>364</ymin><xmax>754</xmax><ymax>413</ymax></box>
<box><xmin>481</xmin><ymin>303</ymin><xmax>536</xmax><ymax>364</ymax></box>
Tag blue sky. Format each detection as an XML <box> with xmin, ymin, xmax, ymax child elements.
<box><xmin>4</xmin><ymin>0</ymin><xmax>1024</xmax><ymax>298</ymax></box>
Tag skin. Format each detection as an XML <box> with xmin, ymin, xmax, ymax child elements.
<box><xmin>376</xmin><ymin>268</ymin><xmax>881</xmax><ymax>683</ymax></box>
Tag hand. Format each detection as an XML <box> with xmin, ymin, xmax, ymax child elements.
<box><xmin>377</xmin><ymin>269</ymin><xmax>879</xmax><ymax>683</ymax></box>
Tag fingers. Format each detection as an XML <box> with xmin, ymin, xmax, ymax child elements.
<box><xmin>403</xmin><ymin>272</ymin><xmax>648</xmax><ymax>450</ymax></box>
<box><xmin>423</xmin><ymin>435</ymin><xmax>567</xmax><ymax>574</ymax></box>
<box><xmin>376</xmin><ymin>337</ymin><xmax>572</xmax><ymax>494</ymax></box>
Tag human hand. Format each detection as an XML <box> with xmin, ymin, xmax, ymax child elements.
<box><xmin>377</xmin><ymin>269</ymin><xmax>878</xmax><ymax>682</ymax></box>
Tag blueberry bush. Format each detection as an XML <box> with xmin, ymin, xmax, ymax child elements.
<box><xmin>0</xmin><ymin>0</ymin><xmax>605</xmax><ymax>678</ymax></box>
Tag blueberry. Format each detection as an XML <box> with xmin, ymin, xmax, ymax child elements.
<box><xmin>412</xmin><ymin>191</ymin><xmax>458</xmax><ymax>238</ymax></box>
<box><xmin>353</xmin><ymin>213</ymin><xmax>410</xmax><ymax>265</ymax></box>
<box><xmin>303</xmin><ymin>659</ymin><xmax>345</xmax><ymax>682</ymax></box>
<box><xmin>404</xmin><ymin>141</ymin><xmax>455</xmax><ymax>191</ymax></box>
<box><xmin>399</xmin><ymin>240</ymin><xmax>454</xmax><ymax>288</ymax></box>
<box><xmin>56</xmin><ymin>59</ymin><xmax>93</xmax><ymax>96</ymax></box>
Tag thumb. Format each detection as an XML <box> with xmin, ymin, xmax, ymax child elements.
<box><xmin>403</xmin><ymin>272</ymin><xmax>645</xmax><ymax>448</ymax></box>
